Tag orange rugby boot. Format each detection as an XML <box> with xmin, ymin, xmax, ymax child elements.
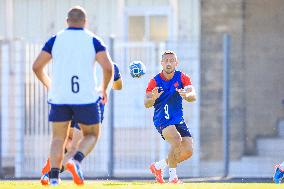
<box><xmin>41</xmin><ymin>158</ymin><xmax>51</xmax><ymax>175</ymax></box>
<box><xmin>66</xmin><ymin>159</ymin><xmax>84</xmax><ymax>185</ymax></box>
<box><xmin>150</xmin><ymin>163</ymin><xmax>165</xmax><ymax>183</ymax></box>
<box><xmin>40</xmin><ymin>173</ymin><xmax>49</xmax><ymax>185</ymax></box>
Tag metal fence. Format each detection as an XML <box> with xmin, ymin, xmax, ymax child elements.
<box><xmin>0</xmin><ymin>38</ymin><xmax>200</xmax><ymax>178</ymax></box>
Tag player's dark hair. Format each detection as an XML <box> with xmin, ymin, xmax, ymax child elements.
<box><xmin>162</xmin><ymin>50</ymin><xmax>177</xmax><ymax>59</ymax></box>
<box><xmin>67</xmin><ymin>6</ymin><xmax>86</xmax><ymax>23</ymax></box>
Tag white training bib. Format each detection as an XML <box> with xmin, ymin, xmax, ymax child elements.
<box><xmin>48</xmin><ymin>29</ymin><xmax>100</xmax><ymax>105</ymax></box>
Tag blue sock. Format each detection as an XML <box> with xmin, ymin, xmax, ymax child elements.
<box><xmin>73</xmin><ymin>151</ymin><xmax>85</xmax><ymax>163</ymax></box>
<box><xmin>49</xmin><ymin>168</ymin><xmax>60</xmax><ymax>179</ymax></box>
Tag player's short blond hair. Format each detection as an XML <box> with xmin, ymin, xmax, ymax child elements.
<box><xmin>162</xmin><ymin>50</ymin><xmax>177</xmax><ymax>59</ymax></box>
<box><xmin>67</xmin><ymin>6</ymin><xmax>86</xmax><ymax>23</ymax></box>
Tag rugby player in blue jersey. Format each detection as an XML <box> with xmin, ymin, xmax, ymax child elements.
<box><xmin>145</xmin><ymin>50</ymin><xmax>197</xmax><ymax>184</ymax></box>
<box><xmin>274</xmin><ymin>161</ymin><xmax>284</xmax><ymax>183</ymax></box>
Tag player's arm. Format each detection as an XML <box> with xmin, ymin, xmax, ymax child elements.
<box><xmin>185</xmin><ymin>85</ymin><xmax>197</xmax><ymax>102</ymax></box>
<box><xmin>112</xmin><ymin>78</ymin><xmax>122</xmax><ymax>90</ymax></box>
<box><xmin>177</xmin><ymin>85</ymin><xmax>197</xmax><ymax>102</ymax></box>
<box><xmin>177</xmin><ymin>72</ymin><xmax>197</xmax><ymax>102</ymax></box>
<box><xmin>112</xmin><ymin>64</ymin><xmax>122</xmax><ymax>90</ymax></box>
<box><xmin>96</xmin><ymin>51</ymin><xmax>113</xmax><ymax>103</ymax></box>
<box><xmin>32</xmin><ymin>51</ymin><xmax>52</xmax><ymax>90</ymax></box>
<box><xmin>144</xmin><ymin>79</ymin><xmax>163</xmax><ymax>108</ymax></box>
<box><xmin>144</xmin><ymin>91</ymin><xmax>156</xmax><ymax>108</ymax></box>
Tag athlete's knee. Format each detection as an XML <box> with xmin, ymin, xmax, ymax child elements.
<box><xmin>170</xmin><ymin>136</ymin><xmax>182</xmax><ymax>148</ymax></box>
<box><xmin>83</xmin><ymin>130</ymin><xmax>99</xmax><ymax>141</ymax></box>
<box><xmin>80</xmin><ymin>124</ymin><xmax>100</xmax><ymax>137</ymax></box>
<box><xmin>183</xmin><ymin>148</ymin><xmax>193</xmax><ymax>159</ymax></box>
<box><xmin>82</xmin><ymin>134</ymin><xmax>98</xmax><ymax>145</ymax></box>
<box><xmin>180</xmin><ymin>145</ymin><xmax>193</xmax><ymax>160</ymax></box>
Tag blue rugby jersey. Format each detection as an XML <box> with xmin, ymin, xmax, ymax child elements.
<box><xmin>152</xmin><ymin>71</ymin><xmax>184</xmax><ymax>127</ymax></box>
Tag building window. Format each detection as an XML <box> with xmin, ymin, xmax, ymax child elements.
<box><xmin>128</xmin><ymin>16</ymin><xmax>145</xmax><ymax>41</ymax></box>
<box><xmin>149</xmin><ymin>16</ymin><xmax>168</xmax><ymax>42</ymax></box>
<box><xmin>127</xmin><ymin>15</ymin><xmax>169</xmax><ymax>42</ymax></box>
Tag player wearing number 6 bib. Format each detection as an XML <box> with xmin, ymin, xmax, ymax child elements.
<box><xmin>32</xmin><ymin>6</ymin><xmax>113</xmax><ymax>186</ymax></box>
<box><xmin>144</xmin><ymin>50</ymin><xmax>197</xmax><ymax>184</ymax></box>
<box><xmin>39</xmin><ymin>63</ymin><xmax>122</xmax><ymax>186</ymax></box>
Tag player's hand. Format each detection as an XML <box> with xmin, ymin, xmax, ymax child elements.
<box><xmin>101</xmin><ymin>90</ymin><xmax>108</xmax><ymax>104</ymax></box>
<box><xmin>176</xmin><ymin>87</ymin><xmax>192</xmax><ymax>99</ymax></box>
<box><xmin>151</xmin><ymin>87</ymin><xmax>163</xmax><ymax>100</ymax></box>
<box><xmin>176</xmin><ymin>87</ymin><xmax>196</xmax><ymax>102</ymax></box>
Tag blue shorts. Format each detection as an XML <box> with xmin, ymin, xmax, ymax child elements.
<box><xmin>156</xmin><ymin>122</ymin><xmax>192</xmax><ymax>140</ymax></box>
<box><xmin>70</xmin><ymin>102</ymin><xmax>105</xmax><ymax>130</ymax></box>
<box><xmin>49</xmin><ymin>102</ymin><xmax>101</xmax><ymax>125</ymax></box>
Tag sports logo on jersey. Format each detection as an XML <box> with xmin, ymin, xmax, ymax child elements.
<box><xmin>174</xmin><ymin>82</ymin><xmax>179</xmax><ymax>87</ymax></box>
<box><xmin>158</xmin><ymin>87</ymin><xmax>164</xmax><ymax>93</ymax></box>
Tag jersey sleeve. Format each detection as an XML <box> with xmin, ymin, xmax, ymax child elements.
<box><xmin>93</xmin><ymin>36</ymin><xmax>106</xmax><ymax>54</ymax></box>
<box><xmin>146</xmin><ymin>79</ymin><xmax>157</xmax><ymax>93</ymax></box>
<box><xmin>113</xmin><ymin>64</ymin><xmax>121</xmax><ymax>81</ymax></box>
<box><xmin>42</xmin><ymin>35</ymin><xmax>56</xmax><ymax>55</ymax></box>
<box><xmin>181</xmin><ymin>72</ymin><xmax>192</xmax><ymax>87</ymax></box>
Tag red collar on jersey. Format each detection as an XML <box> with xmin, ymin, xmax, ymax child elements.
<box><xmin>159</xmin><ymin>70</ymin><xmax>176</xmax><ymax>81</ymax></box>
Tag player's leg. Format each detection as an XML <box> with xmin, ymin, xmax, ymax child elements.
<box><xmin>76</xmin><ymin>123</ymin><xmax>101</xmax><ymax>156</ymax></box>
<box><xmin>43</xmin><ymin>121</ymin><xmax>82</xmax><ymax>185</ymax></box>
<box><xmin>55</xmin><ymin>126</ymin><xmax>77</xmax><ymax>174</ymax></box>
<box><xmin>174</xmin><ymin>123</ymin><xmax>193</xmax><ymax>163</ymax></box>
<box><xmin>63</xmin><ymin>125</ymin><xmax>83</xmax><ymax>166</ymax></box>
<box><xmin>72</xmin><ymin>102</ymin><xmax>101</xmax><ymax>156</ymax></box>
<box><xmin>66</xmin><ymin>123</ymin><xmax>100</xmax><ymax>185</ymax></box>
<box><xmin>150</xmin><ymin>125</ymin><xmax>179</xmax><ymax>184</ymax></box>
<box><xmin>40</xmin><ymin>128</ymin><xmax>72</xmax><ymax>185</ymax></box>
<box><xmin>274</xmin><ymin>162</ymin><xmax>284</xmax><ymax>183</ymax></box>
<box><xmin>162</xmin><ymin>137</ymin><xmax>193</xmax><ymax>166</ymax></box>
<box><xmin>47</xmin><ymin>105</ymin><xmax>72</xmax><ymax>185</ymax></box>
<box><xmin>65</xmin><ymin>126</ymin><xmax>74</xmax><ymax>151</ymax></box>
<box><xmin>49</xmin><ymin>121</ymin><xmax>70</xmax><ymax>185</ymax></box>
<box><xmin>65</xmin><ymin>103</ymin><xmax>101</xmax><ymax>185</ymax></box>
<box><xmin>162</xmin><ymin>125</ymin><xmax>182</xmax><ymax>183</ymax></box>
<box><xmin>176</xmin><ymin>137</ymin><xmax>193</xmax><ymax>163</ymax></box>
<box><xmin>152</xmin><ymin>137</ymin><xmax>192</xmax><ymax>179</ymax></box>
<box><xmin>162</xmin><ymin>125</ymin><xmax>181</xmax><ymax>168</ymax></box>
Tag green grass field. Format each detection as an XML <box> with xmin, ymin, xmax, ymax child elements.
<box><xmin>0</xmin><ymin>181</ymin><xmax>283</xmax><ymax>189</ymax></box>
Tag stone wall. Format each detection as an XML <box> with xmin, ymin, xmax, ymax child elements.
<box><xmin>200</xmin><ymin>0</ymin><xmax>284</xmax><ymax>160</ymax></box>
<box><xmin>243</xmin><ymin>0</ymin><xmax>284</xmax><ymax>154</ymax></box>
<box><xmin>200</xmin><ymin>0</ymin><xmax>245</xmax><ymax>160</ymax></box>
